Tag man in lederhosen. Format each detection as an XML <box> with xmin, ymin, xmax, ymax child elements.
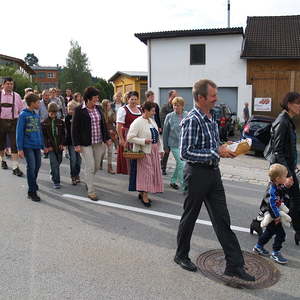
<box><xmin>0</xmin><ymin>77</ymin><xmax>24</xmax><ymax>176</ymax></box>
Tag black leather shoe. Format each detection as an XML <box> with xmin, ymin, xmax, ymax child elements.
<box><xmin>224</xmin><ymin>266</ymin><xmax>255</xmax><ymax>282</ymax></box>
<box><xmin>28</xmin><ymin>192</ymin><xmax>41</xmax><ymax>202</ymax></box>
<box><xmin>174</xmin><ymin>256</ymin><xmax>197</xmax><ymax>272</ymax></box>
<box><xmin>170</xmin><ymin>183</ymin><xmax>179</xmax><ymax>190</ymax></box>
<box><xmin>13</xmin><ymin>167</ymin><xmax>24</xmax><ymax>177</ymax></box>
<box><xmin>1</xmin><ymin>161</ymin><xmax>8</xmax><ymax>169</ymax></box>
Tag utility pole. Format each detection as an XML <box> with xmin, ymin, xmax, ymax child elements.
<box><xmin>227</xmin><ymin>0</ymin><xmax>231</xmax><ymax>28</ymax></box>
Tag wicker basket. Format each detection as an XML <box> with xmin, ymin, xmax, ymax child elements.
<box><xmin>123</xmin><ymin>151</ymin><xmax>145</xmax><ymax>159</ymax></box>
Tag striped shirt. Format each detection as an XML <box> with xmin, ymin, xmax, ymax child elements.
<box><xmin>180</xmin><ymin>107</ymin><xmax>220</xmax><ymax>163</ymax></box>
<box><xmin>87</xmin><ymin>108</ymin><xmax>102</xmax><ymax>144</ymax></box>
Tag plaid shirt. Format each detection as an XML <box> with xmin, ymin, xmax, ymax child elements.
<box><xmin>87</xmin><ymin>107</ymin><xmax>103</xmax><ymax>144</ymax></box>
<box><xmin>180</xmin><ymin>107</ymin><xmax>220</xmax><ymax>163</ymax></box>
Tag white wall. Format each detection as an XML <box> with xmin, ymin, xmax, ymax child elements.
<box><xmin>147</xmin><ymin>34</ymin><xmax>252</xmax><ymax>121</ymax></box>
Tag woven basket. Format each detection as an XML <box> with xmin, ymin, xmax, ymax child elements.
<box><xmin>123</xmin><ymin>151</ymin><xmax>145</xmax><ymax>159</ymax></box>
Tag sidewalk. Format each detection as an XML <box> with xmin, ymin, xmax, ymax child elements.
<box><xmin>166</xmin><ymin>151</ymin><xmax>269</xmax><ymax>186</ymax></box>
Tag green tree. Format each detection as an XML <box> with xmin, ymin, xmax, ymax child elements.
<box><xmin>24</xmin><ymin>53</ymin><xmax>39</xmax><ymax>66</ymax></box>
<box><xmin>59</xmin><ymin>41</ymin><xmax>92</xmax><ymax>93</ymax></box>
<box><xmin>92</xmin><ymin>77</ymin><xmax>114</xmax><ymax>100</ymax></box>
<box><xmin>0</xmin><ymin>66</ymin><xmax>37</xmax><ymax>97</ymax></box>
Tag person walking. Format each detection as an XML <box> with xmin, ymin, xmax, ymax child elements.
<box><xmin>111</xmin><ymin>91</ymin><xmax>124</xmax><ymax>113</ymax></box>
<box><xmin>243</xmin><ymin>102</ymin><xmax>250</xmax><ymax>124</ymax></box>
<box><xmin>38</xmin><ymin>90</ymin><xmax>51</xmax><ymax>123</ymax></box>
<box><xmin>160</xmin><ymin>89</ymin><xmax>177</xmax><ymax>175</ymax></box>
<box><xmin>116</xmin><ymin>91</ymin><xmax>142</xmax><ymax>174</ymax></box>
<box><xmin>163</xmin><ymin>96</ymin><xmax>188</xmax><ymax>190</ymax></box>
<box><xmin>127</xmin><ymin>101</ymin><xmax>164</xmax><ymax>207</ymax></box>
<box><xmin>145</xmin><ymin>90</ymin><xmax>162</xmax><ymax>133</ymax></box>
<box><xmin>264</xmin><ymin>92</ymin><xmax>300</xmax><ymax>245</ymax></box>
<box><xmin>16</xmin><ymin>93</ymin><xmax>45</xmax><ymax>202</ymax></box>
<box><xmin>100</xmin><ymin>99</ymin><xmax>117</xmax><ymax>174</ymax></box>
<box><xmin>65</xmin><ymin>101</ymin><xmax>82</xmax><ymax>185</ymax></box>
<box><xmin>72</xmin><ymin>87</ymin><xmax>111</xmax><ymax>201</ymax></box>
<box><xmin>42</xmin><ymin>103</ymin><xmax>65</xmax><ymax>189</ymax></box>
<box><xmin>49</xmin><ymin>88</ymin><xmax>64</xmax><ymax>119</ymax></box>
<box><xmin>0</xmin><ymin>77</ymin><xmax>24</xmax><ymax>176</ymax></box>
<box><xmin>174</xmin><ymin>79</ymin><xmax>255</xmax><ymax>282</ymax></box>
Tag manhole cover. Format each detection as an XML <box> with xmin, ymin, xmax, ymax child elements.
<box><xmin>196</xmin><ymin>249</ymin><xmax>280</xmax><ymax>289</ymax></box>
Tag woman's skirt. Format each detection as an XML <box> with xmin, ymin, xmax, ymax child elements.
<box><xmin>117</xmin><ymin>127</ymin><xmax>130</xmax><ymax>174</ymax></box>
<box><xmin>128</xmin><ymin>143</ymin><xmax>163</xmax><ymax>193</ymax></box>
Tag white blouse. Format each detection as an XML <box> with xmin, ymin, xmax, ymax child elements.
<box><xmin>116</xmin><ymin>105</ymin><xmax>142</xmax><ymax>124</ymax></box>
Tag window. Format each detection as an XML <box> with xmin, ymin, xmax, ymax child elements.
<box><xmin>47</xmin><ymin>72</ymin><xmax>55</xmax><ymax>78</ymax></box>
<box><xmin>190</xmin><ymin>44</ymin><xmax>206</xmax><ymax>65</ymax></box>
<box><xmin>38</xmin><ymin>72</ymin><xmax>46</xmax><ymax>79</ymax></box>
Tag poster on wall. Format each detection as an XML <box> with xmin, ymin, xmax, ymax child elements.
<box><xmin>254</xmin><ymin>97</ymin><xmax>272</xmax><ymax>112</ymax></box>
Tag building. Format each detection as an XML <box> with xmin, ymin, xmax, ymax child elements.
<box><xmin>0</xmin><ymin>53</ymin><xmax>35</xmax><ymax>80</ymax></box>
<box><xmin>241</xmin><ymin>15</ymin><xmax>300</xmax><ymax>118</ymax></box>
<box><xmin>108</xmin><ymin>71</ymin><xmax>148</xmax><ymax>103</ymax></box>
<box><xmin>32</xmin><ymin>66</ymin><xmax>59</xmax><ymax>90</ymax></box>
<box><xmin>135</xmin><ymin>28</ymin><xmax>252</xmax><ymax>119</ymax></box>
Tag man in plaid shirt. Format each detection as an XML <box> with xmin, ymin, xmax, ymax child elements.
<box><xmin>174</xmin><ymin>79</ymin><xmax>255</xmax><ymax>282</ymax></box>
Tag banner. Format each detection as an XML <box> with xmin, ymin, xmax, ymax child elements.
<box><xmin>254</xmin><ymin>98</ymin><xmax>272</xmax><ymax>112</ymax></box>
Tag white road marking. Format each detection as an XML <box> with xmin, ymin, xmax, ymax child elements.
<box><xmin>62</xmin><ymin>194</ymin><xmax>250</xmax><ymax>233</ymax></box>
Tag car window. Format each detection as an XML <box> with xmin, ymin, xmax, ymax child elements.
<box><xmin>250</xmin><ymin>121</ymin><xmax>270</xmax><ymax>131</ymax></box>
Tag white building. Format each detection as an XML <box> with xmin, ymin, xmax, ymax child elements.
<box><xmin>135</xmin><ymin>28</ymin><xmax>252</xmax><ymax>120</ymax></box>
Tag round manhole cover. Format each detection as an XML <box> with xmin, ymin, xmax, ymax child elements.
<box><xmin>196</xmin><ymin>249</ymin><xmax>280</xmax><ymax>289</ymax></box>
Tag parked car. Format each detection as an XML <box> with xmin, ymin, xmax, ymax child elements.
<box><xmin>242</xmin><ymin>115</ymin><xmax>275</xmax><ymax>155</ymax></box>
<box><xmin>213</xmin><ymin>103</ymin><xmax>236</xmax><ymax>141</ymax></box>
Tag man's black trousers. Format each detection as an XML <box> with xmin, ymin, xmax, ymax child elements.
<box><xmin>176</xmin><ymin>163</ymin><xmax>245</xmax><ymax>268</ymax></box>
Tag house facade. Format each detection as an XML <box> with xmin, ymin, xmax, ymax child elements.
<box><xmin>32</xmin><ymin>66</ymin><xmax>59</xmax><ymax>90</ymax></box>
<box><xmin>135</xmin><ymin>28</ymin><xmax>252</xmax><ymax>120</ymax></box>
<box><xmin>0</xmin><ymin>54</ymin><xmax>35</xmax><ymax>80</ymax></box>
<box><xmin>241</xmin><ymin>15</ymin><xmax>300</xmax><ymax>118</ymax></box>
<box><xmin>108</xmin><ymin>71</ymin><xmax>148</xmax><ymax>103</ymax></box>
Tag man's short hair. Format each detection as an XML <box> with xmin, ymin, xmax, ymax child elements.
<box><xmin>3</xmin><ymin>77</ymin><xmax>13</xmax><ymax>84</ymax></box>
<box><xmin>24</xmin><ymin>93</ymin><xmax>39</xmax><ymax>106</ymax></box>
<box><xmin>24</xmin><ymin>87</ymin><xmax>33</xmax><ymax>93</ymax></box>
<box><xmin>145</xmin><ymin>90</ymin><xmax>154</xmax><ymax>98</ymax></box>
<box><xmin>192</xmin><ymin>79</ymin><xmax>217</xmax><ymax>101</ymax></box>
<box><xmin>48</xmin><ymin>102</ymin><xmax>59</xmax><ymax>113</ymax></box>
<box><xmin>42</xmin><ymin>89</ymin><xmax>49</xmax><ymax>96</ymax></box>
<box><xmin>168</xmin><ymin>90</ymin><xmax>176</xmax><ymax>98</ymax></box>
<box><xmin>268</xmin><ymin>164</ymin><xmax>288</xmax><ymax>182</ymax></box>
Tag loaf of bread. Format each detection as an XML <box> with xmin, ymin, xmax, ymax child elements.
<box><xmin>226</xmin><ymin>138</ymin><xmax>252</xmax><ymax>156</ymax></box>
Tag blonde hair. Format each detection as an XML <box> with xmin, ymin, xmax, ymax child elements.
<box><xmin>269</xmin><ymin>164</ymin><xmax>288</xmax><ymax>182</ymax></box>
<box><xmin>172</xmin><ymin>96</ymin><xmax>185</xmax><ymax>106</ymax></box>
<box><xmin>67</xmin><ymin>100</ymin><xmax>78</xmax><ymax>112</ymax></box>
<box><xmin>73</xmin><ymin>92</ymin><xmax>81</xmax><ymax>102</ymax></box>
<box><xmin>113</xmin><ymin>91</ymin><xmax>123</xmax><ymax>102</ymax></box>
<box><xmin>101</xmin><ymin>99</ymin><xmax>113</xmax><ymax>123</ymax></box>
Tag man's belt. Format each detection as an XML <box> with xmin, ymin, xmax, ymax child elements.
<box><xmin>188</xmin><ymin>160</ymin><xmax>219</xmax><ymax>168</ymax></box>
<box><xmin>0</xmin><ymin>103</ymin><xmax>13</xmax><ymax>108</ymax></box>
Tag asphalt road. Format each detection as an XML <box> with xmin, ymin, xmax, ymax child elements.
<box><xmin>0</xmin><ymin>157</ymin><xmax>300</xmax><ymax>300</ymax></box>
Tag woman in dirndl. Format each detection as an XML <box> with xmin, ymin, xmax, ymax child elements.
<box><xmin>116</xmin><ymin>91</ymin><xmax>142</xmax><ymax>174</ymax></box>
<box><xmin>127</xmin><ymin>101</ymin><xmax>164</xmax><ymax>207</ymax></box>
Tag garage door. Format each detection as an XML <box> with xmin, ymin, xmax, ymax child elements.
<box><xmin>159</xmin><ymin>88</ymin><xmax>193</xmax><ymax>111</ymax></box>
<box><xmin>217</xmin><ymin>87</ymin><xmax>238</xmax><ymax>114</ymax></box>
<box><xmin>159</xmin><ymin>87</ymin><xmax>238</xmax><ymax>113</ymax></box>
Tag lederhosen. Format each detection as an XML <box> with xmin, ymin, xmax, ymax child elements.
<box><xmin>0</xmin><ymin>91</ymin><xmax>18</xmax><ymax>153</ymax></box>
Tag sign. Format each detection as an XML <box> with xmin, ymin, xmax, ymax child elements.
<box><xmin>254</xmin><ymin>98</ymin><xmax>272</xmax><ymax>112</ymax></box>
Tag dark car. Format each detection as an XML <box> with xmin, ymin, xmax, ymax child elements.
<box><xmin>242</xmin><ymin>115</ymin><xmax>275</xmax><ymax>155</ymax></box>
<box><xmin>213</xmin><ymin>103</ymin><xmax>236</xmax><ymax>141</ymax></box>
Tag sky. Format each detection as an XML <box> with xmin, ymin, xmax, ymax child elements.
<box><xmin>2</xmin><ymin>0</ymin><xmax>300</xmax><ymax>80</ymax></box>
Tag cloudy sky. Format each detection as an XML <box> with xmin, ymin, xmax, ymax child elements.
<box><xmin>2</xmin><ymin>0</ymin><xmax>300</xmax><ymax>80</ymax></box>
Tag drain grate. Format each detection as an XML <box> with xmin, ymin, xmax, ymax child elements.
<box><xmin>196</xmin><ymin>249</ymin><xmax>280</xmax><ymax>289</ymax></box>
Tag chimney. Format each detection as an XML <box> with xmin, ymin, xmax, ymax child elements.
<box><xmin>227</xmin><ymin>0</ymin><xmax>231</xmax><ymax>28</ymax></box>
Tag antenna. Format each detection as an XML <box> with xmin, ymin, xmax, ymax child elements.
<box><xmin>227</xmin><ymin>0</ymin><xmax>231</xmax><ymax>28</ymax></box>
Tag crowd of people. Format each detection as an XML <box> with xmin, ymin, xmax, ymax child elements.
<box><xmin>1</xmin><ymin>76</ymin><xmax>300</xmax><ymax>283</ymax></box>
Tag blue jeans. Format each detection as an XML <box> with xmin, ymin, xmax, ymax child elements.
<box><xmin>23</xmin><ymin>148</ymin><xmax>41</xmax><ymax>193</ymax></box>
<box><xmin>68</xmin><ymin>146</ymin><xmax>81</xmax><ymax>177</ymax></box>
<box><xmin>170</xmin><ymin>147</ymin><xmax>185</xmax><ymax>186</ymax></box>
<box><xmin>49</xmin><ymin>151</ymin><xmax>63</xmax><ymax>184</ymax></box>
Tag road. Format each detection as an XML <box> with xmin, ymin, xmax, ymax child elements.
<box><xmin>0</xmin><ymin>157</ymin><xmax>299</xmax><ymax>300</ymax></box>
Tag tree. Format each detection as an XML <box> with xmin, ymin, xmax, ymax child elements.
<box><xmin>92</xmin><ymin>77</ymin><xmax>114</xmax><ymax>100</ymax></box>
<box><xmin>59</xmin><ymin>41</ymin><xmax>92</xmax><ymax>93</ymax></box>
<box><xmin>24</xmin><ymin>53</ymin><xmax>39</xmax><ymax>66</ymax></box>
<box><xmin>0</xmin><ymin>66</ymin><xmax>38</xmax><ymax>97</ymax></box>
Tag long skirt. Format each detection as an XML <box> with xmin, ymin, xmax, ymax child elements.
<box><xmin>128</xmin><ymin>144</ymin><xmax>163</xmax><ymax>193</ymax></box>
<box><xmin>117</xmin><ymin>127</ymin><xmax>130</xmax><ymax>174</ymax></box>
